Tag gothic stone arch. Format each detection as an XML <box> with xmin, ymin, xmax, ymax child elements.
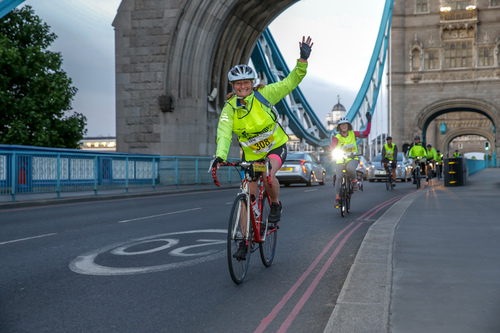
<box><xmin>414</xmin><ymin>98</ymin><xmax>499</xmax><ymax>158</ymax></box>
<box><xmin>113</xmin><ymin>0</ymin><xmax>299</xmax><ymax>156</ymax></box>
<box><xmin>441</xmin><ymin>128</ymin><xmax>495</xmax><ymax>155</ymax></box>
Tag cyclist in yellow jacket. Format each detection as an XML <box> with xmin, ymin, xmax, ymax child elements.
<box><xmin>382</xmin><ymin>136</ymin><xmax>398</xmax><ymax>186</ymax></box>
<box><xmin>435</xmin><ymin>149</ymin><xmax>443</xmax><ymax>178</ymax></box>
<box><xmin>214</xmin><ymin>36</ymin><xmax>313</xmax><ymax>227</ymax></box>
<box><xmin>407</xmin><ymin>135</ymin><xmax>427</xmax><ymax>184</ymax></box>
<box><xmin>329</xmin><ymin>114</ymin><xmax>372</xmax><ymax>208</ymax></box>
<box><xmin>425</xmin><ymin>144</ymin><xmax>438</xmax><ymax>181</ymax></box>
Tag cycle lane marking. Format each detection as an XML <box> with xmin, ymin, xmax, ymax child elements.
<box><xmin>254</xmin><ymin>222</ymin><xmax>357</xmax><ymax>333</ymax></box>
<box><xmin>0</xmin><ymin>233</ymin><xmax>57</xmax><ymax>246</ymax></box>
<box><xmin>117</xmin><ymin>207</ymin><xmax>202</xmax><ymax>223</ymax></box>
<box><xmin>69</xmin><ymin>229</ymin><xmax>226</xmax><ymax>276</ymax></box>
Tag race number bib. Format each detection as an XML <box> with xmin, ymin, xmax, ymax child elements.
<box><xmin>249</xmin><ymin>135</ymin><xmax>274</xmax><ymax>151</ymax></box>
<box><xmin>341</xmin><ymin>143</ymin><xmax>356</xmax><ymax>153</ymax></box>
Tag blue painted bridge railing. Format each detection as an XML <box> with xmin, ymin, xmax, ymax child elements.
<box><xmin>0</xmin><ymin>145</ymin><xmax>240</xmax><ymax>202</ymax></box>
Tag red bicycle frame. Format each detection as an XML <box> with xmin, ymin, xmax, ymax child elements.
<box><xmin>212</xmin><ymin>159</ymin><xmax>273</xmax><ymax>243</ymax></box>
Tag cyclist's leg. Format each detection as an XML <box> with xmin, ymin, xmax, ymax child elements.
<box><xmin>382</xmin><ymin>160</ymin><xmax>389</xmax><ymax>173</ymax></box>
<box><xmin>391</xmin><ymin>161</ymin><xmax>397</xmax><ymax>181</ymax></box>
<box><xmin>347</xmin><ymin>159</ymin><xmax>359</xmax><ymax>182</ymax></box>
<box><xmin>334</xmin><ymin>163</ymin><xmax>343</xmax><ymax>206</ymax></box>
<box><xmin>263</xmin><ymin>145</ymin><xmax>286</xmax><ymax>202</ymax></box>
<box><xmin>412</xmin><ymin>161</ymin><xmax>417</xmax><ymax>183</ymax></box>
<box><xmin>265</xmin><ymin>145</ymin><xmax>287</xmax><ymax>222</ymax></box>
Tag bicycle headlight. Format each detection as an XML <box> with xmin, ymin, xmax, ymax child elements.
<box><xmin>332</xmin><ymin>149</ymin><xmax>345</xmax><ymax>161</ymax></box>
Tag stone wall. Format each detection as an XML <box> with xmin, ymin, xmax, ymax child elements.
<box><xmin>390</xmin><ymin>0</ymin><xmax>500</xmax><ymax>160</ymax></box>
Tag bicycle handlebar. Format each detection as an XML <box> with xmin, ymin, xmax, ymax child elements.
<box><xmin>210</xmin><ymin>158</ymin><xmax>272</xmax><ymax>188</ymax></box>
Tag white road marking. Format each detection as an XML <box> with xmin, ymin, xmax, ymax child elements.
<box><xmin>69</xmin><ymin>229</ymin><xmax>227</xmax><ymax>276</ymax></box>
<box><xmin>0</xmin><ymin>233</ymin><xmax>57</xmax><ymax>246</ymax></box>
<box><xmin>118</xmin><ymin>207</ymin><xmax>202</xmax><ymax>223</ymax></box>
<box><xmin>304</xmin><ymin>189</ymin><xmax>318</xmax><ymax>192</ymax></box>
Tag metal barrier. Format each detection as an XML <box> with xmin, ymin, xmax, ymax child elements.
<box><xmin>466</xmin><ymin>158</ymin><xmax>488</xmax><ymax>176</ymax></box>
<box><xmin>0</xmin><ymin>146</ymin><xmax>241</xmax><ymax>201</ymax></box>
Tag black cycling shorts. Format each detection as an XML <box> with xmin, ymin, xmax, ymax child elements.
<box><xmin>242</xmin><ymin>144</ymin><xmax>287</xmax><ymax>168</ymax></box>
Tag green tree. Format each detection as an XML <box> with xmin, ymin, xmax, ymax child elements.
<box><xmin>0</xmin><ymin>5</ymin><xmax>87</xmax><ymax>148</ymax></box>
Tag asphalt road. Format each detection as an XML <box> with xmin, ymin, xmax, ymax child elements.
<box><xmin>0</xmin><ymin>180</ymin><xmax>417</xmax><ymax>333</ymax></box>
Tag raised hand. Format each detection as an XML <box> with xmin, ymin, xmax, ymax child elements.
<box><xmin>299</xmin><ymin>36</ymin><xmax>313</xmax><ymax>60</ymax></box>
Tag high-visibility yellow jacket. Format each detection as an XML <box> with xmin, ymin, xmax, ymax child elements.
<box><xmin>334</xmin><ymin>131</ymin><xmax>357</xmax><ymax>164</ymax></box>
<box><xmin>215</xmin><ymin>60</ymin><xmax>307</xmax><ymax>161</ymax></box>
<box><xmin>426</xmin><ymin>147</ymin><xmax>437</xmax><ymax>160</ymax></box>
<box><xmin>408</xmin><ymin>143</ymin><xmax>426</xmax><ymax>159</ymax></box>
<box><xmin>383</xmin><ymin>143</ymin><xmax>396</xmax><ymax>161</ymax></box>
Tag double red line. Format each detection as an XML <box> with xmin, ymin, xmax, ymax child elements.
<box><xmin>254</xmin><ymin>192</ymin><xmax>412</xmax><ymax>332</ymax></box>
<box><xmin>254</xmin><ymin>221</ymin><xmax>362</xmax><ymax>333</ymax></box>
<box><xmin>358</xmin><ymin>192</ymin><xmax>412</xmax><ymax>220</ymax></box>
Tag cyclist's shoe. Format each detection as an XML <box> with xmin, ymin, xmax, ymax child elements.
<box><xmin>352</xmin><ymin>179</ymin><xmax>359</xmax><ymax>191</ymax></box>
<box><xmin>268</xmin><ymin>201</ymin><xmax>282</xmax><ymax>223</ymax></box>
<box><xmin>335</xmin><ymin>198</ymin><xmax>341</xmax><ymax>208</ymax></box>
<box><xmin>426</xmin><ymin>177</ymin><xmax>429</xmax><ymax>182</ymax></box>
<box><xmin>392</xmin><ymin>180</ymin><xmax>396</xmax><ymax>187</ymax></box>
<box><xmin>233</xmin><ymin>241</ymin><xmax>247</xmax><ymax>261</ymax></box>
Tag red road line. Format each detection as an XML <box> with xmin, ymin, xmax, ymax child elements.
<box><xmin>254</xmin><ymin>222</ymin><xmax>357</xmax><ymax>333</ymax></box>
<box><xmin>277</xmin><ymin>222</ymin><xmax>363</xmax><ymax>332</ymax></box>
<box><xmin>358</xmin><ymin>192</ymin><xmax>411</xmax><ymax>220</ymax></box>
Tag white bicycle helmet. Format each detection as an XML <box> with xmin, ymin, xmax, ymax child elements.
<box><xmin>228</xmin><ymin>64</ymin><xmax>256</xmax><ymax>82</ymax></box>
<box><xmin>336</xmin><ymin>117</ymin><xmax>352</xmax><ymax>131</ymax></box>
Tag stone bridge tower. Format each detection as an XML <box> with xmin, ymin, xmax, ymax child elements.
<box><xmin>112</xmin><ymin>0</ymin><xmax>299</xmax><ymax>157</ymax></box>
<box><xmin>391</xmin><ymin>0</ymin><xmax>500</xmax><ymax>160</ymax></box>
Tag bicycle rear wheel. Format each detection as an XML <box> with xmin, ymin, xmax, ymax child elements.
<box><xmin>227</xmin><ymin>193</ymin><xmax>251</xmax><ymax>284</ymax></box>
<box><xmin>259</xmin><ymin>192</ymin><xmax>277</xmax><ymax>267</ymax></box>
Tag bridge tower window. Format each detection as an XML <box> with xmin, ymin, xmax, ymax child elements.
<box><xmin>444</xmin><ymin>0</ymin><xmax>474</xmax><ymax>10</ymax></box>
<box><xmin>416</xmin><ymin>0</ymin><xmax>428</xmax><ymax>12</ymax></box>
<box><xmin>491</xmin><ymin>0</ymin><xmax>500</xmax><ymax>7</ymax></box>
<box><xmin>424</xmin><ymin>50</ymin><xmax>440</xmax><ymax>69</ymax></box>
<box><xmin>444</xmin><ymin>41</ymin><xmax>472</xmax><ymax>68</ymax></box>
<box><xmin>478</xmin><ymin>47</ymin><xmax>494</xmax><ymax>66</ymax></box>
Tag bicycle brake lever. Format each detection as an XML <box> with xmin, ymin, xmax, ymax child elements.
<box><xmin>208</xmin><ymin>157</ymin><xmax>216</xmax><ymax>173</ymax></box>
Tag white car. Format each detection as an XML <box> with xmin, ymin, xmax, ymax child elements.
<box><xmin>368</xmin><ymin>153</ymin><xmax>412</xmax><ymax>182</ymax></box>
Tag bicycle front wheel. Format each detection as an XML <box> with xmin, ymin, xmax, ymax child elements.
<box><xmin>346</xmin><ymin>183</ymin><xmax>351</xmax><ymax>213</ymax></box>
<box><xmin>416</xmin><ymin>169</ymin><xmax>421</xmax><ymax>189</ymax></box>
<box><xmin>259</xmin><ymin>192</ymin><xmax>277</xmax><ymax>267</ymax></box>
<box><xmin>340</xmin><ymin>180</ymin><xmax>347</xmax><ymax>217</ymax></box>
<box><xmin>386</xmin><ymin>174</ymin><xmax>391</xmax><ymax>190</ymax></box>
<box><xmin>227</xmin><ymin>193</ymin><xmax>251</xmax><ymax>284</ymax></box>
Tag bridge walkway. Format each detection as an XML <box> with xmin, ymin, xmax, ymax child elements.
<box><xmin>325</xmin><ymin>168</ymin><xmax>500</xmax><ymax>332</ymax></box>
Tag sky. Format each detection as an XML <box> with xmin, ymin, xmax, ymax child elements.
<box><xmin>16</xmin><ymin>0</ymin><xmax>386</xmax><ymax>137</ymax></box>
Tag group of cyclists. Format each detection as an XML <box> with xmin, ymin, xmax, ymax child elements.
<box><xmin>211</xmin><ymin>36</ymin><xmax>453</xmax><ymax>261</ymax></box>
<box><xmin>407</xmin><ymin>135</ymin><xmax>444</xmax><ymax>182</ymax></box>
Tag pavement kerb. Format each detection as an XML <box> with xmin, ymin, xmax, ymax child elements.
<box><xmin>0</xmin><ymin>184</ymin><xmax>239</xmax><ymax>211</ymax></box>
<box><xmin>323</xmin><ymin>187</ymin><xmax>426</xmax><ymax>333</ymax></box>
